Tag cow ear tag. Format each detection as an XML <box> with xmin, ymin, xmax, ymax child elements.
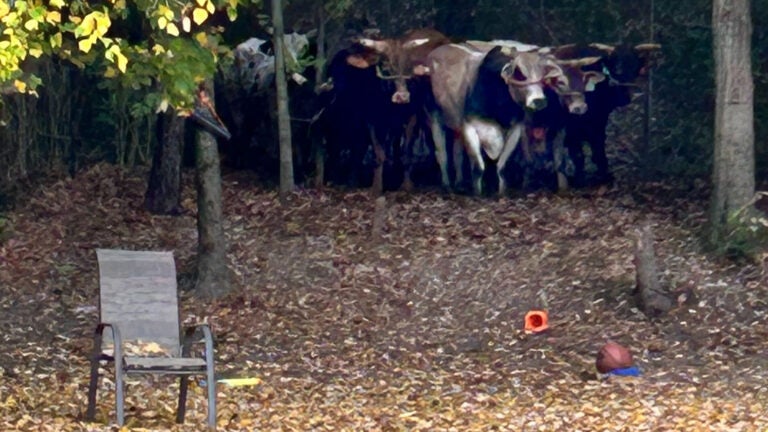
<box><xmin>585</xmin><ymin>80</ymin><xmax>596</xmax><ymax>92</ymax></box>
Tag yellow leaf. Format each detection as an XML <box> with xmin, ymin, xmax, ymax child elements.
<box><xmin>166</xmin><ymin>22</ymin><xmax>179</xmax><ymax>36</ymax></box>
<box><xmin>76</xmin><ymin>14</ymin><xmax>94</xmax><ymax>37</ymax></box>
<box><xmin>78</xmin><ymin>37</ymin><xmax>94</xmax><ymax>53</ymax></box>
<box><xmin>157</xmin><ymin>16</ymin><xmax>167</xmax><ymax>30</ymax></box>
<box><xmin>104</xmin><ymin>66</ymin><xmax>117</xmax><ymax>77</ymax></box>
<box><xmin>182</xmin><ymin>16</ymin><xmax>191</xmax><ymax>32</ymax></box>
<box><xmin>28</xmin><ymin>47</ymin><xmax>42</xmax><ymax>58</ymax></box>
<box><xmin>194</xmin><ymin>32</ymin><xmax>207</xmax><ymax>45</ymax></box>
<box><xmin>50</xmin><ymin>32</ymin><xmax>62</xmax><ymax>48</ymax></box>
<box><xmin>158</xmin><ymin>5</ymin><xmax>174</xmax><ymax>20</ymax></box>
<box><xmin>0</xmin><ymin>2</ymin><xmax>10</xmax><ymax>18</ymax></box>
<box><xmin>49</xmin><ymin>0</ymin><xmax>65</xmax><ymax>8</ymax></box>
<box><xmin>45</xmin><ymin>10</ymin><xmax>61</xmax><ymax>24</ymax></box>
<box><xmin>13</xmin><ymin>80</ymin><xmax>26</xmax><ymax>93</ymax></box>
<box><xmin>205</xmin><ymin>0</ymin><xmax>215</xmax><ymax>13</ymax></box>
<box><xmin>192</xmin><ymin>8</ymin><xmax>208</xmax><ymax>25</ymax></box>
<box><xmin>195</xmin><ymin>0</ymin><xmax>207</xmax><ymax>6</ymax></box>
<box><xmin>93</xmin><ymin>13</ymin><xmax>111</xmax><ymax>37</ymax></box>
<box><xmin>152</xmin><ymin>44</ymin><xmax>165</xmax><ymax>54</ymax></box>
<box><xmin>23</xmin><ymin>19</ymin><xmax>38</xmax><ymax>31</ymax></box>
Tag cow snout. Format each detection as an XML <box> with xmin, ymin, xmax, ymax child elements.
<box><xmin>569</xmin><ymin>101</ymin><xmax>588</xmax><ymax>115</ymax></box>
<box><xmin>527</xmin><ymin>96</ymin><xmax>547</xmax><ymax>111</ymax></box>
<box><xmin>392</xmin><ymin>90</ymin><xmax>411</xmax><ymax>104</ymax></box>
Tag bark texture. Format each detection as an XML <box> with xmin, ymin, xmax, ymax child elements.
<box><xmin>634</xmin><ymin>225</ymin><xmax>672</xmax><ymax>317</ymax></box>
<box><xmin>272</xmin><ymin>0</ymin><xmax>295</xmax><ymax>194</ymax></box>
<box><xmin>711</xmin><ymin>0</ymin><xmax>755</xmax><ymax>241</ymax></box>
<box><xmin>144</xmin><ymin>111</ymin><xmax>184</xmax><ymax>215</ymax></box>
<box><xmin>194</xmin><ymin>83</ymin><xmax>231</xmax><ymax>299</ymax></box>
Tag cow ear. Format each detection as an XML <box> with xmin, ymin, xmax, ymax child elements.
<box><xmin>584</xmin><ymin>72</ymin><xmax>606</xmax><ymax>91</ymax></box>
<box><xmin>346</xmin><ymin>54</ymin><xmax>372</xmax><ymax>69</ymax></box>
<box><xmin>403</xmin><ymin>38</ymin><xmax>431</xmax><ymax>49</ymax></box>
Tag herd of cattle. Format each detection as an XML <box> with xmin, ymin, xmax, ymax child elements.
<box><xmin>215</xmin><ymin>29</ymin><xmax>660</xmax><ymax>195</ymax></box>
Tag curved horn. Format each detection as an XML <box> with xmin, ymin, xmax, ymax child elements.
<box><xmin>358</xmin><ymin>38</ymin><xmax>387</xmax><ymax>53</ymax></box>
<box><xmin>588</xmin><ymin>43</ymin><xmax>615</xmax><ymax>54</ymax></box>
<box><xmin>403</xmin><ymin>38</ymin><xmax>431</xmax><ymax>49</ymax></box>
<box><xmin>556</xmin><ymin>56</ymin><xmax>603</xmax><ymax>67</ymax></box>
<box><xmin>634</xmin><ymin>43</ymin><xmax>662</xmax><ymax>52</ymax></box>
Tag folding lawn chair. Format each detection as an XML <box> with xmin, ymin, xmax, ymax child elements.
<box><xmin>85</xmin><ymin>249</ymin><xmax>216</xmax><ymax>430</ymax></box>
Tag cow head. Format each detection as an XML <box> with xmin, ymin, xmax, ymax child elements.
<box><xmin>352</xmin><ymin>29</ymin><xmax>449</xmax><ymax>104</ymax></box>
<box><xmin>584</xmin><ymin>42</ymin><xmax>662</xmax><ymax>84</ymax></box>
<box><xmin>553</xmin><ymin>57</ymin><xmax>606</xmax><ymax>114</ymax></box>
<box><xmin>498</xmin><ymin>47</ymin><xmax>565</xmax><ymax>111</ymax></box>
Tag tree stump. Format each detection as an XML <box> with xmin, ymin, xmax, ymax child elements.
<box><xmin>634</xmin><ymin>224</ymin><xmax>672</xmax><ymax>317</ymax></box>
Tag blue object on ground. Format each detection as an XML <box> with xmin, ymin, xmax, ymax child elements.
<box><xmin>608</xmin><ymin>366</ymin><xmax>641</xmax><ymax>377</ymax></box>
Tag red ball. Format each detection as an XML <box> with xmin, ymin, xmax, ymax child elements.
<box><xmin>596</xmin><ymin>342</ymin><xmax>634</xmax><ymax>373</ymax></box>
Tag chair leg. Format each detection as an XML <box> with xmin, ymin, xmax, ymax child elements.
<box><xmin>177</xmin><ymin>376</ymin><xmax>189</xmax><ymax>424</ymax></box>
<box><xmin>85</xmin><ymin>357</ymin><xmax>100</xmax><ymax>420</ymax></box>
<box><xmin>115</xmin><ymin>364</ymin><xmax>125</xmax><ymax>426</ymax></box>
<box><xmin>207</xmin><ymin>369</ymin><xmax>216</xmax><ymax>430</ymax></box>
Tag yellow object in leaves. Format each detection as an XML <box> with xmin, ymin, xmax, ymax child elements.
<box><xmin>157</xmin><ymin>16</ymin><xmax>167</xmax><ymax>30</ymax></box>
<box><xmin>218</xmin><ymin>377</ymin><xmax>262</xmax><ymax>386</ymax></box>
<box><xmin>192</xmin><ymin>8</ymin><xmax>208</xmax><ymax>25</ymax></box>
<box><xmin>182</xmin><ymin>16</ymin><xmax>191</xmax><ymax>33</ymax></box>
<box><xmin>49</xmin><ymin>0</ymin><xmax>65</xmax><ymax>8</ymax></box>
<box><xmin>196</xmin><ymin>0</ymin><xmax>207</xmax><ymax>7</ymax></box>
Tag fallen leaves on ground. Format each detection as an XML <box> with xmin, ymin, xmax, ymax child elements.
<box><xmin>1</xmin><ymin>163</ymin><xmax>767</xmax><ymax>431</ymax></box>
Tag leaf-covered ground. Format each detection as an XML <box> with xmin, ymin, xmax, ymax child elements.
<box><xmin>1</xmin><ymin>163</ymin><xmax>767</xmax><ymax>431</ymax></box>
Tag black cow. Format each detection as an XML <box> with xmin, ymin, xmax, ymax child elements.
<box><xmin>314</xmin><ymin>29</ymin><xmax>450</xmax><ymax>193</ymax></box>
<box><xmin>215</xmin><ymin>34</ymin><xmax>316</xmax><ymax>181</ymax></box>
<box><xmin>553</xmin><ymin>43</ymin><xmax>661</xmax><ymax>186</ymax></box>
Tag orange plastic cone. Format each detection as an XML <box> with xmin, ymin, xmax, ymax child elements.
<box><xmin>524</xmin><ymin>310</ymin><xmax>549</xmax><ymax>333</ymax></box>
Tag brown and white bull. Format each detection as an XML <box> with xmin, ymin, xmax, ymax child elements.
<box><xmin>427</xmin><ymin>43</ymin><xmax>571</xmax><ymax>195</ymax></box>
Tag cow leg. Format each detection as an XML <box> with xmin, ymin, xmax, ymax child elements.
<box><xmin>368</xmin><ymin>125</ymin><xmax>386</xmax><ymax>195</ymax></box>
<box><xmin>565</xmin><ymin>129</ymin><xmax>586</xmax><ymax>188</ymax></box>
<box><xmin>452</xmin><ymin>130</ymin><xmax>466</xmax><ymax>191</ymax></box>
<box><xmin>461</xmin><ymin>124</ymin><xmax>486</xmax><ymax>196</ymax></box>
<box><xmin>590</xmin><ymin>130</ymin><xmax>612</xmax><ymax>184</ymax></box>
<box><xmin>497</xmin><ymin>123</ymin><xmax>523</xmax><ymax>196</ymax></box>
<box><xmin>401</xmin><ymin>114</ymin><xmax>419</xmax><ymax>191</ymax></box>
<box><xmin>429</xmin><ymin>112</ymin><xmax>451</xmax><ymax>191</ymax></box>
<box><xmin>552</xmin><ymin>128</ymin><xmax>568</xmax><ymax>192</ymax></box>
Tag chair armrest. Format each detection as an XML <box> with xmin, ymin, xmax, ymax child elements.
<box><xmin>92</xmin><ymin>322</ymin><xmax>124</xmax><ymax>362</ymax></box>
<box><xmin>181</xmin><ymin>323</ymin><xmax>214</xmax><ymax>362</ymax></box>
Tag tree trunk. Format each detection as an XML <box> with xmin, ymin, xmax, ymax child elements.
<box><xmin>312</xmin><ymin>5</ymin><xmax>327</xmax><ymax>189</ymax></box>
<box><xmin>634</xmin><ymin>224</ymin><xmax>672</xmax><ymax>317</ymax></box>
<box><xmin>710</xmin><ymin>0</ymin><xmax>755</xmax><ymax>242</ymax></box>
<box><xmin>272</xmin><ymin>0</ymin><xmax>294</xmax><ymax>194</ymax></box>
<box><xmin>194</xmin><ymin>82</ymin><xmax>231</xmax><ymax>299</ymax></box>
<box><xmin>144</xmin><ymin>111</ymin><xmax>184</xmax><ymax>215</ymax></box>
